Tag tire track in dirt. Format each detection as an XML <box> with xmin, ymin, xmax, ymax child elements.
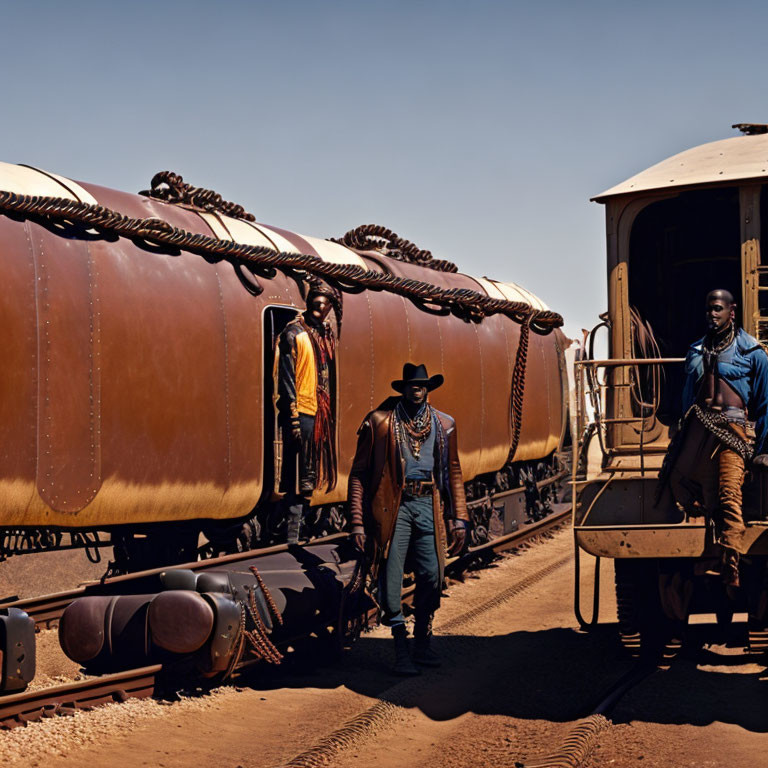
<box><xmin>277</xmin><ymin>534</ymin><xmax>577</xmax><ymax>768</ymax></box>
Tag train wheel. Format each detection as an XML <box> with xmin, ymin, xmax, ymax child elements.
<box><xmin>745</xmin><ymin>556</ymin><xmax>768</xmax><ymax>657</ymax></box>
<box><xmin>614</xmin><ymin>558</ymin><xmax>671</xmax><ymax>660</ymax></box>
<box><xmin>747</xmin><ymin>623</ymin><xmax>768</xmax><ymax>656</ymax></box>
<box><xmin>614</xmin><ymin>559</ymin><xmax>646</xmax><ymax>656</ymax></box>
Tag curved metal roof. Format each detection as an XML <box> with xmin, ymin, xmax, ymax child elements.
<box><xmin>593</xmin><ymin>133</ymin><xmax>768</xmax><ymax>202</ymax></box>
<box><xmin>0</xmin><ymin>160</ymin><xmax>552</xmax><ymax>310</ymax></box>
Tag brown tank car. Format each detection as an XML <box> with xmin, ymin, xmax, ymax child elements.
<box><xmin>0</xmin><ymin>163</ymin><xmax>568</xmax><ymax>572</ymax></box>
<box><xmin>574</xmin><ymin>124</ymin><xmax>768</xmax><ymax>654</ymax></box>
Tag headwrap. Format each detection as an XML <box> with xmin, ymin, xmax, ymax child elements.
<box><xmin>304</xmin><ymin>277</ymin><xmax>343</xmax><ymax>337</ymax></box>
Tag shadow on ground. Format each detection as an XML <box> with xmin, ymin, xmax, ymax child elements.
<box><xmin>241</xmin><ymin>623</ymin><xmax>767</xmax><ymax>734</ymax></box>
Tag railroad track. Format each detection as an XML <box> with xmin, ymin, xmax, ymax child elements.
<box><xmin>0</xmin><ymin>504</ymin><xmax>570</xmax><ymax>733</ymax></box>
<box><xmin>0</xmin><ymin>665</ymin><xmax>160</xmax><ymax>730</ymax></box>
<box><xmin>0</xmin><ymin>534</ymin><xmax>350</xmax><ymax>630</ymax></box>
<box><xmin>1</xmin><ymin>498</ymin><xmax>570</xmax><ymax>631</ymax></box>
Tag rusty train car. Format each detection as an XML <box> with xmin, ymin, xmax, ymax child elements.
<box><xmin>574</xmin><ymin>124</ymin><xmax>768</xmax><ymax>652</ymax></box>
<box><xmin>0</xmin><ymin>162</ymin><xmax>569</xmax><ymax>571</ymax></box>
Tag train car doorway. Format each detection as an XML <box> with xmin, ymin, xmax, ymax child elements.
<box><xmin>261</xmin><ymin>304</ymin><xmax>341</xmax><ymax>542</ymax></box>
<box><xmin>628</xmin><ymin>186</ymin><xmax>741</xmax><ymax>424</ymax></box>
<box><xmin>261</xmin><ymin>306</ymin><xmax>301</xmax><ymax>532</ymax></box>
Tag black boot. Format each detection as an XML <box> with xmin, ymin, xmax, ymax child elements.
<box><xmin>392</xmin><ymin>625</ymin><xmax>420</xmax><ymax>676</ymax></box>
<box><xmin>413</xmin><ymin>613</ymin><xmax>441</xmax><ymax>667</ymax></box>
<box><xmin>285</xmin><ymin>502</ymin><xmax>303</xmax><ymax>545</ymax></box>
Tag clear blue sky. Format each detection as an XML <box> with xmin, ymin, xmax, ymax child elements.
<box><xmin>2</xmin><ymin>1</ymin><xmax>764</xmax><ymax>336</ymax></box>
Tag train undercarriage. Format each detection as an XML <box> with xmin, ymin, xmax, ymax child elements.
<box><xmin>0</xmin><ymin>451</ymin><xmax>566</xmax><ymax>576</ymax></box>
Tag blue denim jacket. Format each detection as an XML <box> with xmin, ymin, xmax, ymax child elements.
<box><xmin>683</xmin><ymin>328</ymin><xmax>768</xmax><ymax>454</ymax></box>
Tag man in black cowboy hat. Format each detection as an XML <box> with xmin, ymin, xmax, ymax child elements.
<box><xmin>275</xmin><ymin>279</ymin><xmax>342</xmax><ymax>543</ymax></box>
<box><xmin>349</xmin><ymin>363</ymin><xmax>469</xmax><ymax>675</ymax></box>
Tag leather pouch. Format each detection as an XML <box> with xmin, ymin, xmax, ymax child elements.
<box><xmin>159</xmin><ymin>569</ymin><xmax>200</xmax><ymax>591</ymax></box>
<box><xmin>148</xmin><ymin>591</ymin><xmax>214</xmax><ymax>655</ymax></box>
<box><xmin>199</xmin><ymin>592</ymin><xmax>242</xmax><ymax>674</ymax></box>
<box><xmin>0</xmin><ymin>607</ymin><xmax>35</xmax><ymax>692</ymax></box>
<box><xmin>59</xmin><ymin>595</ymin><xmax>113</xmax><ymax>664</ymax></box>
<box><xmin>109</xmin><ymin>595</ymin><xmax>152</xmax><ymax>665</ymax></box>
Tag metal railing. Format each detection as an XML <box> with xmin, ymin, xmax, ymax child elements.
<box><xmin>573</xmin><ymin>357</ymin><xmax>685</xmax><ymax>476</ymax></box>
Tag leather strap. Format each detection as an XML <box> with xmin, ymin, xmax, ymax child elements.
<box><xmin>402</xmin><ymin>479</ymin><xmax>434</xmax><ymax>497</ymax></box>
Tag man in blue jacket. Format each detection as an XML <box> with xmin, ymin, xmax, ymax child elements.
<box><xmin>670</xmin><ymin>289</ymin><xmax>768</xmax><ymax>587</ymax></box>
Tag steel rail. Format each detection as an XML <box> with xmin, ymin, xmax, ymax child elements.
<box><xmin>0</xmin><ymin>665</ymin><xmax>160</xmax><ymax>730</ymax></box>
<box><xmin>464</xmin><ymin>501</ymin><xmax>570</xmax><ymax>558</ymax></box>
<box><xmin>465</xmin><ymin>468</ymin><xmax>567</xmax><ymax>510</ymax></box>
<box><xmin>574</xmin><ymin>357</ymin><xmax>685</xmax><ymax>367</ymax></box>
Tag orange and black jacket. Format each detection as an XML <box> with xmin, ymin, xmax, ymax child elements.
<box><xmin>275</xmin><ymin>317</ymin><xmax>331</xmax><ymax>421</ymax></box>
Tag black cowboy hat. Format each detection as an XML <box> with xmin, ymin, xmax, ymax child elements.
<box><xmin>391</xmin><ymin>363</ymin><xmax>444</xmax><ymax>393</ymax></box>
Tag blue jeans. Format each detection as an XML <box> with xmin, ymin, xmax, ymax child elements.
<box><xmin>379</xmin><ymin>495</ymin><xmax>440</xmax><ymax>628</ymax></box>
<box><xmin>282</xmin><ymin>414</ymin><xmax>316</xmax><ymax>543</ymax></box>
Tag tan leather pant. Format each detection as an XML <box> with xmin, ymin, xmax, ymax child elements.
<box><xmin>669</xmin><ymin>417</ymin><xmax>748</xmax><ymax>553</ymax></box>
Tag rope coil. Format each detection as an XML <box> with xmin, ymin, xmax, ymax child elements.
<box><xmin>139</xmin><ymin>171</ymin><xmax>256</xmax><ymax>222</ymax></box>
<box><xmin>331</xmin><ymin>223</ymin><xmax>459</xmax><ymax>273</ymax></box>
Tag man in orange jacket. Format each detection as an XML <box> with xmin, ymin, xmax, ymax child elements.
<box><xmin>275</xmin><ymin>279</ymin><xmax>341</xmax><ymax>543</ymax></box>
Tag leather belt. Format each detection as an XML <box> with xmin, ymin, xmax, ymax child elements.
<box><xmin>402</xmin><ymin>479</ymin><xmax>434</xmax><ymax>498</ymax></box>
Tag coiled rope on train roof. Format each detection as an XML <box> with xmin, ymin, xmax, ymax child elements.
<box><xmin>140</xmin><ymin>173</ymin><xmax>459</xmax><ymax>274</ymax></box>
<box><xmin>0</xmin><ymin>190</ymin><xmax>563</xmax><ymax>333</ymax></box>
<box><xmin>330</xmin><ymin>223</ymin><xmax>460</xmax><ymax>273</ymax></box>
<box><xmin>139</xmin><ymin>170</ymin><xmax>257</xmax><ymax>222</ymax></box>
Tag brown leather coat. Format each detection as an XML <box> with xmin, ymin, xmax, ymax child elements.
<box><xmin>348</xmin><ymin>404</ymin><xmax>469</xmax><ymax>573</ymax></box>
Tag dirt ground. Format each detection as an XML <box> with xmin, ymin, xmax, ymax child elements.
<box><xmin>0</xmin><ymin>547</ymin><xmax>105</xmax><ymax>600</ymax></box>
<box><xmin>1</xmin><ymin>528</ymin><xmax>767</xmax><ymax>767</ymax></box>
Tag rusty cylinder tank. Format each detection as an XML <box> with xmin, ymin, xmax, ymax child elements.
<box><xmin>0</xmin><ymin>162</ymin><xmax>568</xmax><ymax>529</ymax></box>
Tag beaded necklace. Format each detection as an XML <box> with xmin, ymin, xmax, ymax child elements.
<box><xmin>394</xmin><ymin>401</ymin><xmax>433</xmax><ymax>460</ymax></box>
<box><xmin>704</xmin><ymin>322</ymin><xmax>735</xmax><ymax>355</ymax></box>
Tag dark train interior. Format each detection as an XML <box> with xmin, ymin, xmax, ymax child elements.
<box><xmin>262</xmin><ymin>306</ymin><xmax>301</xmax><ymax>506</ymax></box>
<box><xmin>627</xmin><ymin>186</ymin><xmax>742</xmax><ymax>424</ymax></box>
